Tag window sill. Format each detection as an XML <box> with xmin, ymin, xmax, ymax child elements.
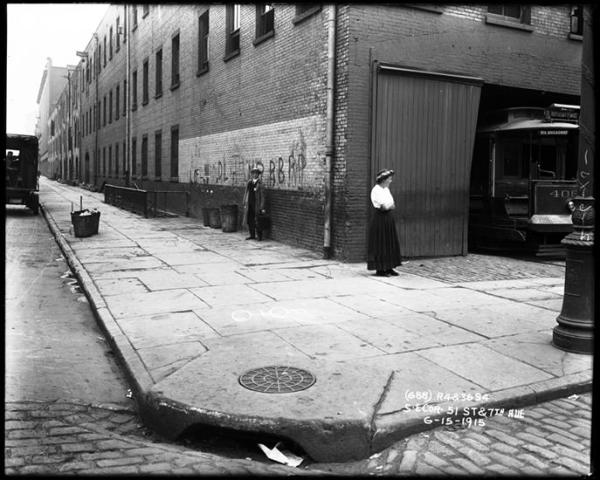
<box><xmin>170</xmin><ymin>81</ymin><xmax>180</xmax><ymax>91</ymax></box>
<box><xmin>196</xmin><ymin>65</ymin><xmax>209</xmax><ymax>77</ymax></box>
<box><xmin>116</xmin><ymin>46</ymin><xmax>120</xmax><ymax>53</ymax></box>
<box><xmin>170</xmin><ymin>177</ymin><xmax>179</xmax><ymax>183</ymax></box>
<box><xmin>293</xmin><ymin>6</ymin><xmax>321</xmax><ymax>25</ymax></box>
<box><xmin>568</xmin><ymin>32</ymin><xmax>583</xmax><ymax>41</ymax></box>
<box><xmin>155</xmin><ymin>92</ymin><xmax>163</xmax><ymax>99</ymax></box>
<box><xmin>223</xmin><ymin>49</ymin><xmax>240</xmax><ymax>62</ymax></box>
<box><xmin>142</xmin><ymin>99</ymin><xmax>149</xmax><ymax>106</ymax></box>
<box><xmin>485</xmin><ymin>13</ymin><xmax>533</xmax><ymax>32</ymax></box>
<box><xmin>132</xmin><ymin>105</ymin><xmax>137</xmax><ymax>112</ymax></box>
<box><xmin>253</xmin><ymin>30</ymin><xmax>275</xmax><ymax>46</ymax></box>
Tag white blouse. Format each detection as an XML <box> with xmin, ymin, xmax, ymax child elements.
<box><xmin>371</xmin><ymin>184</ymin><xmax>395</xmax><ymax>210</ymax></box>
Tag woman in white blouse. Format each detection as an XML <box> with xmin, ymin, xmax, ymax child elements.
<box><xmin>367</xmin><ymin>169</ymin><xmax>402</xmax><ymax>276</ymax></box>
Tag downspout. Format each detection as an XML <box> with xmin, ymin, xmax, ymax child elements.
<box><xmin>323</xmin><ymin>4</ymin><xmax>337</xmax><ymax>259</ymax></box>
<box><xmin>94</xmin><ymin>32</ymin><xmax>99</xmax><ymax>186</ymax></box>
<box><xmin>125</xmin><ymin>4</ymin><xmax>131</xmax><ymax>187</ymax></box>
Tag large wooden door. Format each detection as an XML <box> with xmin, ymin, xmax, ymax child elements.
<box><xmin>371</xmin><ymin>65</ymin><xmax>482</xmax><ymax>257</ymax></box>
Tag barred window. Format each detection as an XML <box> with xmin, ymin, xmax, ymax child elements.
<box><xmin>488</xmin><ymin>5</ymin><xmax>531</xmax><ymax>24</ymax></box>
<box><xmin>570</xmin><ymin>5</ymin><xmax>583</xmax><ymax>35</ymax></box>
<box><xmin>225</xmin><ymin>4</ymin><xmax>241</xmax><ymax>58</ymax></box>
<box><xmin>255</xmin><ymin>4</ymin><xmax>274</xmax><ymax>40</ymax></box>
<box><xmin>171</xmin><ymin>33</ymin><xmax>180</xmax><ymax>88</ymax></box>
<box><xmin>156</xmin><ymin>48</ymin><xmax>163</xmax><ymax>96</ymax></box>
<box><xmin>198</xmin><ymin>11</ymin><xmax>209</xmax><ymax>74</ymax></box>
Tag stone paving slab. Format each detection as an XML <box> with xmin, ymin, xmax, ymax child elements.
<box><xmin>430</xmin><ymin>303</ymin><xmax>558</xmax><ymax>338</ymax></box>
<box><xmin>482</xmin><ymin>331</ymin><xmax>593</xmax><ymax>377</ymax></box>
<box><xmin>418</xmin><ymin>343</ymin><xmax>554</xmax><ymax>391</ymax></box>
<box><xmin>37</xmin><ymin>178</ymin><xmax>593</xmax><ymax>463</ymax></box>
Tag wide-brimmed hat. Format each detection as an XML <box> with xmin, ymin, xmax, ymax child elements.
<box><xmin>250</xmin><ymin>166</ymin><xmax>261</xmax><ymax>174</ymax></box>
<box><xmin>376</xmin><ymin>169</ymin><xmax>394</xmax><ymax>183</ymax></box>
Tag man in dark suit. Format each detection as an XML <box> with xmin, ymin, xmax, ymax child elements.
<box><xmin>243</xmin><ymin>166</ymin><xmax>266</xmax><ymax>240</ymax></box>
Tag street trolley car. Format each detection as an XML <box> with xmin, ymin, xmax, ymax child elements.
<box><xmin>469</xmin><ymin>104</ymin><xmax>579</xmax><ymax>256</ymax></box>
<box><xmin>5</xmin><ymin>134</ymin><xmax>40</xmax><ymax>214</ymax></box>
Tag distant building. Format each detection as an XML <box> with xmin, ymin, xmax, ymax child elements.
<box><xmin>36</xmin><ymin>58</ymin><xmax>70</xmax><ymax>178</ymax></box>
<box><xmin>50</xmin><ymin>4</ymin><xmax>583</xmax><ymax>260</ymax></box>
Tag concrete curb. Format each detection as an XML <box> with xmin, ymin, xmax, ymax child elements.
<box><xmin>40</xmin><ymin>203</ymin><xmax>155</xmax><ymax>403</ymax></box>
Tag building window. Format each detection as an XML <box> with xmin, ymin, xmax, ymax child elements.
<box><xmin>570</xmin><ymin>5</ymin><xmax>583</xmax><ymax>35</ymax></box>
<box><xmin>198</xmin><ymin>11</ymin><xmax>209</xmax><ymax>74</ymax></box>
<box><xmin>51</xmin><ymin>120</ymin><xmax>55</xmax><ymax>136</ymax></box>
<box><xmin>225</xmin><ymin>4</ymin><xmax>241</xmax><ymax>59</ymax></box>
<box><xmin>170</xmin><ymin>125</ymin><xmax>179</xmax><ymax>179</ymax></box>
<box><xmin>155</xmin><ymin>49</ymin><xmax>163</xmax><ymax>97</ymax></box>
<box><xmin>116</xmin><ymin>17</ymin><xmax>121</xmax><ymax>51</ymax></box>
<box><xmin>109</xmin><ymin>90</ymin><xmax>113</xmax><ymax>123</ymax></box>
<box><xmin>132</xmin><ymin>5</ymin><xmax>138</xmax><ymax>30</ymax></box>
<box><xmin>132</xmin><ymin>70</ymin><xmax>138</xmax><ymax>110</ymax></box>
<box><xmin>109</xmin><ymin>27</ymin><xmax>113</xmax><ymax>59</ymax></box>
<box><xmin>104</xmin><ymin>36</ymin><xmax>107</xmax><ymax>66</ymax></box>
<box><xmin>142</xmin><ymin>5</ymin><xmax>149</xmax><ymax>18</ymax></box>
<box><xmin>96</xmin><ymin>46</ymin><xmax>101</xmax><ymax>75</ymax></box>
<box><xmin>255</xmin><ymin>4</ymin><xmax>274</xmax><ymax>42</ymax></box>
<box><xmin>142</xmin><ymin>58</ymin><xmax>149</xmax><ymax>105</ymax></box>
<box><xmin>141</xmin><ymin>135</ymin><xmax>148</xmax><ymax>178</ymax></box>
<box><xmin>171</xmin><ymin>33</ymin><xmax>180</xmax><ymax>89</ymax></box>
<box><xmin>132</xmin><ymin>137</ymin><xmax>137</xmax><ymax>176</ymax></box>
<box><xmin>116</xmin><ymin>85</ymin><xmax>120</xmax><ymax>120</ymax></box>
<box><xmin>487</xmin><ymin>5</ymin><xmax>531</xmax><ymax>24</ymax></box>
<box><xmin>155</xmin><ymin>130</ymin><xmax>162</xmax><ymax>179</ymax></box>
<box><xmin>103</xmin><ymin>147</ymin><xmax>106</xmax><ymax>176</ymax></box>
<box><xmin>115</xmin><ymin>143</ymin><xmax>119</xmax><ymax>177</ymax></box>
<box><xmin>123</xmin><ymin>79</ymin><xmax>127</xmax><ymax>116</ymax></box>
<box><xmin>122</xmin><ymin>141</ymin><xmax>126</xmax><ymax>177</ymax></box>
<box><xmin>103</xmin><ymin>95</ymin><xmax>107</xmax><ymax>126</ymax></box>
<box><xmin>293</xmin><ymin>4</ymin><xmax>321</xmax><ymax>24</ymax></box>
<box><xmin>109</xmin><ymin>146</ymin><xmax>112</xmax><ymax>177</ymax></box>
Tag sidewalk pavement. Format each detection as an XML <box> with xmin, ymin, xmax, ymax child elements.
<box><xmin>37</xmin><ymin>178</ymin><xmax>593</xmax><ymax>463</ymax></box>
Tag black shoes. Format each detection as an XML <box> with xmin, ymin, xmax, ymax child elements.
<box><xmin>245</xmin><ymin>236</ymin><xmax>255</xmax><ymax>240</ymax></box>
<box><xmin>375</xmin><ymin>269</ymin><xmax>399</xmax><ymax>277</ymax></box>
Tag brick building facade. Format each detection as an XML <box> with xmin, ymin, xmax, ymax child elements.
<box><xmin>48</xmin><ymin>4</ymin><xmax>583</xmax><ymax>261</ymax></box>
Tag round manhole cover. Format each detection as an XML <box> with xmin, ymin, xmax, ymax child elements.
<box><xmin>239</xmin><ymin>366</ymin><xmax>316</xmax><ymax>393</ymax></box>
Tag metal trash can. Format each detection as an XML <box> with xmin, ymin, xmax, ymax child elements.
<box><xmin>71</xmin><ymin>210</ymin><xmax>101</xmax><ymax>238</ymax></box>
<box><xmin>202</xmin><ymin>207</ymin><xmax>211</xmax><ymax>226</ymax></box>
<box><xmin>208</xmin><ymin>207</ymin><xmax>221</xmax><ymax>228</ymax></box>
<box><xmin>220</xmin><ymin>205</ymin><xmax>238</xmax><ymax>232</ymax></box>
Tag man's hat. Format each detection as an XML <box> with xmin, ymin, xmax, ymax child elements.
<box><xmin>376</xmin><ymin>169</ymin><xmax>394</xmax><ymax>183</ymax></box>
<box><xmin>250</xmin><ymin>166</ymin><xmax>261</xmax><ymax>174</ymax></box>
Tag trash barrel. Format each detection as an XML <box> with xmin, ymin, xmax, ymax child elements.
<box><xmin>220</xmin><ymin>205</ymin><xmax>238</xmax><ymax>232</ymax></box>
<box><xmin>208</xmin><ymin>207</ymin><xmax>221</xmax><ymax>228</ymax></box>
<box><xmin>71</xmin><ymin>210</ymin><xmax>101</xmax><ymax>238</ymax></box>
<box><xmin>202</xmin><ymin>207</ymin><xmax>211</xmax><ymax>226</ymax></box>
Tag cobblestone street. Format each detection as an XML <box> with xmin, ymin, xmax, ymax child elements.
<box><xmin>5</xmin><ymin>393</ymin><xmax>592</xmax><ymax>475</ymax></box>
<box><xmin>400</xmin><ymin>253</ymin><xmax>565</xmax><ymax>284</ymax></box>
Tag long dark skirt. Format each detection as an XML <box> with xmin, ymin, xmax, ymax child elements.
<box><xmin>367</xmin><ymin>209</ymin><xmax>402</xmax><ymax>271</ymax></box>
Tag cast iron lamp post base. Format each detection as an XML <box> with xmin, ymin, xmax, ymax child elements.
<box><xmin>553</xmin><ymin>197</ymin><xmax>594</xmax><ymax>354</ymax></box>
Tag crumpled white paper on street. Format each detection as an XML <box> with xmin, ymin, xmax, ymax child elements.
<box><xmin>257</xmin><ymin>442</ymin><xmax>304</xmax><ymax>467</ymax></box>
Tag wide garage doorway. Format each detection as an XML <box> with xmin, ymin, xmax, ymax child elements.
<box><xmin>371</xmin><ymin>64</ymin><xmax>482</xmax><ymax>257</ymax></box>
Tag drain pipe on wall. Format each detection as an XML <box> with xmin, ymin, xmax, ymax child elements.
<box><xmin>323</xmin><ymin>4</ymin><xmax>337</xmax><ymax>259</ymax></box>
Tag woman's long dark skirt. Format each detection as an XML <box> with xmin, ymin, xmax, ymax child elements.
<box><xmin>367</xmin><ymin>209</ymin><xmax>402</xmax><ymax>271</ymax></box>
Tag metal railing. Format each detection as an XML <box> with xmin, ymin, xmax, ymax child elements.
<box><xmin>104</xmin><ymin>184</ymin><xmax>189</xmax><ymax>218</ymax></box>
